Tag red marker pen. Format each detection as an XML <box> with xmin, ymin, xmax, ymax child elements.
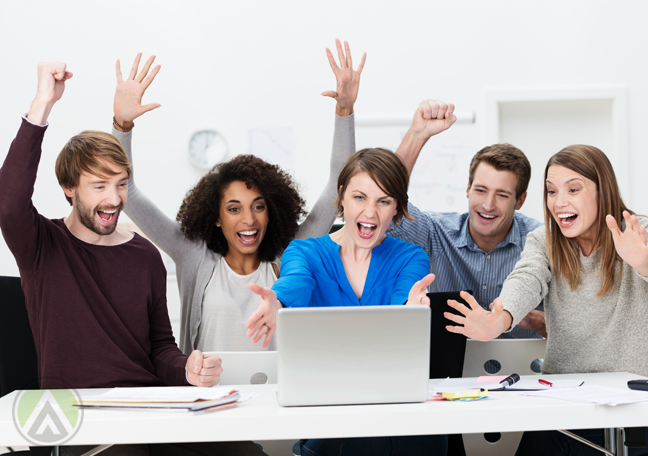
<box><xmin>538</xmin><ymin>379</ymin><xmax>553</xmax><ymax>387</ymax></box>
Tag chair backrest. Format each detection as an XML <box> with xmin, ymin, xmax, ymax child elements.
<box><xmin>461</xmin><ymin>339</ymin><xmax>546</xmax><ymax>456</ymax></box>
<box><xmin>0</xmin><ymin>276</ymin><xmax>39</xmax><ymax>398</ymax></box>
<box><xmin>203</xmin><ymin>351</ymin><xmax>277</xmax><ymax>385</ymax></box>
<box><xmin>462</xmin><ymin>339</ymin><xmax>547</xmax><ymax>377</ymax></box>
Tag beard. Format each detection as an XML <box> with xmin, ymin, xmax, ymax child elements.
<box><xmin>74</xmin><ymin>189</ymin><xmax>123</xmax><ymax>236</ymax></box>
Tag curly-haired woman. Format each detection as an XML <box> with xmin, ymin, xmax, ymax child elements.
<box><xmin>111</xmin><ymin>42</ymin><xmax>365</xmax><ymax>354</ymax></box>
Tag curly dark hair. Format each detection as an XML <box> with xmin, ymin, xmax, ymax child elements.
<box><xmin>176</xmin><ymin>155</ymin><xmax>307</xmax><ymax>262</ymax></box>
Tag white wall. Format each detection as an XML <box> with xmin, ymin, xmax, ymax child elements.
<box><xmin>2</xmin><ymin>0</ymin><xmax>648</xmax><ymax>282</ymax></box>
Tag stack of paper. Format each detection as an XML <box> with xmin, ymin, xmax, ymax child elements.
<box><xmin>522</xmin><ymin>386</ymin><xmax>648</xmax><ymax>406</ymax></box>
<box><xmin>76</xmin><ymin>387</ymin><xmax>240</xmax><ymax>411</ymax></box>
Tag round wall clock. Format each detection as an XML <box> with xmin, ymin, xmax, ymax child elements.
<box><xmin>188</xmin><ymin>129</ymin><xmax>228</xmax><ymax>170</ymax></box>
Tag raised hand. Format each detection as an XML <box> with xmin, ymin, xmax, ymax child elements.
<box><xmin>606</xmin><ymin>211</ymin><xmax>648</xmax><ymax>277</ymax></box>
<box><xmin>113</xmin><ymin>53</ymin><xmax>161</xmax><ymax>128</ymax></box>
<box><xmin>321</xmin><ymin>39</ymin><xmax>366</xmax><ymax>116</ymax></box>
<box><xmin>410</xmin><ymin>99</ymin><xmax>457</xmax><ymax>141</ymax></box>
<box><xmin>405</xmin><ymin>274</ymin><xmax>435</xmax><ymax>306</ymax></box>
<box><xmin>28</xmin><ymin>62</ymin><xmax>74</xmax><ymax>126</ymax></box>
<box><xmin>445</xmin><ymin>292</ymin><xmax>509</xmax><ymax>341</ymax></box>
<box><xmin>246</xmin><ymin>283</ymin><xmax>283</xmax><ymax>348</ymax></box>
<box><xmin>186</xmin><ymin>350</ymin><xmax>223</xmax><ymax>387</ymax></box>
<box><xmin>396</xmin><ymin>99</ymin><xmax>457</xmax><ymax>174</ymax></box>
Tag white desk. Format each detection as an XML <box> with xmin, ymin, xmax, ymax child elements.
<box><xmin>1</xmin><ymin>372</ymin><xmax>647</xmax><ymax>450</ymax></box>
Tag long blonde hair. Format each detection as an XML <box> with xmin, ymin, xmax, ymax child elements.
<box><xmin>543</xmin><ymin>145</ymin><xmax>633</xmax><ymax>296</ymax></box>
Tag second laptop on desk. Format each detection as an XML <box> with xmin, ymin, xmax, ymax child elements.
<box><xmin>276</xmin><ymin>305</ymin><xmax>430</xmax><ymax>407</ymax></box>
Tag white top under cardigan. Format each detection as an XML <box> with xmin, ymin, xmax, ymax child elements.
<box><xmin>196</xmin><ymin>259</ymin><xmax>278</xmax><ymax>352</ymax></box>
<box><xmin>113</xmin><ymin>114</ymin><xmax>356</xmax><ymax>354</ymax></box>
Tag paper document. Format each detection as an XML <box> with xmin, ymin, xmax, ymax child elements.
<box><xmin>522</xmin><ymin>386</ymin><xmax>648</xmax><ymax>406</ymax></box>
<box><xmin>82</xmin><ymin>386</ymin><xmax>237</xmax><ymax>403</ymax></box>
<box><xmin>434</xmin><ymin>377</ymin><xmax>584</xmax><ymax>392</ymax></box>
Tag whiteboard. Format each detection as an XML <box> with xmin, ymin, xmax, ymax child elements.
<box><xmin>355</xmin><ymin>121</ymin><xmax>479</xmax><ymax>213</ymax></box>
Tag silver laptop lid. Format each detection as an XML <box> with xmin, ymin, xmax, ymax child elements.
<box><xmin>277</xmin><ymin>306</ymin><xmax>430</xmax><ymax>406</ymax></box>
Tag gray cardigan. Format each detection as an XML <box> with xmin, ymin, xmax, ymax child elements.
<box><xmin>501</xmin><ymin>220</ymin><xmax>648</xmax><ymax>376</ymax></box>
<box><xmin>113</xmin><ymin>114</ymin><xmax>355</xmax><ymax>354</ymax></box>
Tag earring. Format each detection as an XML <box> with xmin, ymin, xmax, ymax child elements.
<box><xmin>216</xmin><ymin>224</ymin><xmax>220</xmax><ymax>228</ymax></box>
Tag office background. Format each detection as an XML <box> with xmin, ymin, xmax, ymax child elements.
<box><xmin>1</xmin><ymin>1</ymin><xmax>647</xmax><ymax>336</ymax></box>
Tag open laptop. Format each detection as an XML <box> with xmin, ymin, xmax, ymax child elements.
<box><xmin>427</xmin><ymin>291</ymin><xmax>472</xmax><ymax>379</ymax></box>
<box><xmin>276</xmin><ymin>306</ymin><xmax>430</xmax><ymax>407</ymax></box>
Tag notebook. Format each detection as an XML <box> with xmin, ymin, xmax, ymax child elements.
<box><xmin>276</xmin><ymin>305</ymin><xmax>430</xmax><ymax>406</ymax></box>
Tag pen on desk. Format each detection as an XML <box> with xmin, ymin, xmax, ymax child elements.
<box><xmin>538</xmin><ymin>379</ymin><xmax>553</xmax><ymax>387</ymax></box>
<box><xmin>499</xmin><ymin>373</ymin><xmax>520</xmax><ymax>387</ymax></box>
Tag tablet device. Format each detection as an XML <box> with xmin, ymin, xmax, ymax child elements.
<box><xmin>428</xmin><ymin>291</ymin><xmax>472</xmax><ymax>379</ymax></box>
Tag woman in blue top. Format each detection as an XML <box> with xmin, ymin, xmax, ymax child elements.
<box><xmin>246</xmin><ymin>147</ymin><xmax>446</xmax><ymax>456</ymax></box>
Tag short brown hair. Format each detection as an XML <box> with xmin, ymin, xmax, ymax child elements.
<box><xmin>468</xmin><ymin>144</ymin><xmax>531</xmax><ymax>199</ymax></box>
<box><xmin>544</xmin><ymin>145</ymin><xmax>633</xmax><ymax>297</ymax></box>
<box><xmin>334</xmin><ymin>148</ymin><xmax>413</xmax><ymax>225</ymax></box>
<box><xmin>55</xmin><ymin>131</ymin><xmax>131</xmax><ymax>206</ymax></box>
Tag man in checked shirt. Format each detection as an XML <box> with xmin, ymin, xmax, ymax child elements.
<box><xmin>387</xmin><ymin>99</ymin><xmax>546</xmax><ymax>340</ymax></box>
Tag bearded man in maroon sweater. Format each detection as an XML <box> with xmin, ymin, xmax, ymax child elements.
<box><xmin>0</xmin><ymin>62</ymin><xmax>265</xmax><ymax>456</ymax></box>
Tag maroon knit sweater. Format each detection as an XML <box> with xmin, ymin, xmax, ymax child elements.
<box><xmin>0</xmin><ymin>119</ymin><xmax>189</xmax><ymax>389</ymax></box>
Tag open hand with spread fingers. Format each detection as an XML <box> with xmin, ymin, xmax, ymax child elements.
<box><xmin>409</xmin><ymin>99</ymin><xmax>457</xmax><ymax>141</ymax></box>
<box><xmin>405</xmin><ymin>274</ymin><xmax>435</xmax><ymax>306</ymax></box>
<box><xmin>445</xmin><ymin>292</ymin><xmax>510</xmax><ymax>341</ymax></box>
<box><xmin>113</xmin><ymin>53</ymin><xmax>162</xmax><ymax>129</ymax></box>
<box><xmin>321</xmin><ymin>38</ymin><xmax>366</xmax><ymax>116</ymax></box>
<box><xmin>246</xmin><ymin>283</ymin><xmax>283</xmax><ymax>348</ymax></box>
<box><xmin>606</xmin><ymin>211</ymin><xmax>648</xmax><ymax>277</ymax></box>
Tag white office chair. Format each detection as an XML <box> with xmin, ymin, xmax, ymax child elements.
<box><xmin>461</xmin><ymin>339</ymin><xmax>547</xmax><ymax>456</ymax></box>
<box><xmin>204</xmin><ymin>351</ymin><xmax>293</xmax><ymax>456</ymax></box>
<box><xmin>204</xmin><ymin>351</ymin><xmax>278</xmax><ymax>385</ymax></box>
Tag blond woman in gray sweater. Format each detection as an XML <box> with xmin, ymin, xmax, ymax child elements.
<box><xmin>446</xmin><ymin>144</ymin><xmax>648</xmax><ymax>455</ymax></box>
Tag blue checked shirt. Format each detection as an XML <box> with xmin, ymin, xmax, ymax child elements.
<box><xmin>387</xmin><ymin>202</ymin><xmax>544</xmax><ymax>339</ymax></box>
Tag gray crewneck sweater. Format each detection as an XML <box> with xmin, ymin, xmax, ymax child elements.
<box><xmin>501</xmin><ymin>220</ymin><xmax>648</xmax><ymax>376</ymax></box>
<box><xmin>113</xmin><ymin>114</ymin><xmax>355</xmax><ymax>354</ymax></box>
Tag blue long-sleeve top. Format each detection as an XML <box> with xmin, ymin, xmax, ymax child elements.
<box><xmin>272</xmin><ymin>234</ymin><xmax>430</xmax><ymax>307</ymax></box>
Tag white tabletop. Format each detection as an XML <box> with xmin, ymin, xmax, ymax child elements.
<box><xmin>1</xmin><ymin>372</ymin><xmax>647</xmax><ymax>447</ymax></box>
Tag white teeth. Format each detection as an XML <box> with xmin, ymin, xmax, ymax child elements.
<box><xmin>359</xmin><ymin>223</ymin><xmax>376</xmax><ymax>228</ymax></box>
<box><xmin>100</xmin><ymin>209</ymin><xmax>117</xmax><ymax>214</ymax></box>
<box><xmin>479</xmin><ymin>213</ymin><xmax>496</xmax><ymax>219</ymax></box>
<box><xmin>239</xmin><ymin>230</ymin><xmax>258</xmax><ymax>235</ymax></box>
<box><xmin>558</xmin><ymin>213</ymin><xmax>577</xmax><ymax>219</ymax></box>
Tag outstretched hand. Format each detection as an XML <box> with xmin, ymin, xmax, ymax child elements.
<box><xmin>445</xmin><ymin>292</ymin><xmax>509</xmax><ymax>341</ymax></box>
<box><xmin>246</xmin><ymin>283</ymin><xmax>282</xmax><ymax>348</ymax></box>
<box><xmin>606</xmin><ymin>211</ymin><xmax>648</xmax><ymax>277</ymax></box>
<box><xmin>405</xmin><ymin>274</ymin><xmax>435</xmax><ymax>306</ymax></box>
<box><xmin>27</xmin><ymin>62</ymin><xmax>74</xmax><ymax>126</ymax></box>
<box><xmin>322</xmin><ymin>39</ymin><xmax>366</xmax><ymax>116</ymax></box>
<box><xmin>114</xmin><ymin>53</ymin><xmax>161</xmax><ymax>128</ymax></box>
<box><xmin>409</xmin><ymin>99</ymin><xmax>457</xmax><ymax>141</ymax></box>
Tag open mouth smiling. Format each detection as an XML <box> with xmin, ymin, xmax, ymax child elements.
<box><xmin>357</xmin><ymin>222</ymin><xmax>377</xmax><ymax>239</ymax></box>
<box><xmin>97</xmin><ymin>208</ymin><xmax>118</xmax><ymax>224</ymax></box>
<box><xmin>557</xmin><ymin>213</ymin><xmax>578</xmax><ymax>226</ymax></box>
<box><xmin>237</xmin><ymin>230</ymin><xmax>259</xmax><ymax>245</ymax></box>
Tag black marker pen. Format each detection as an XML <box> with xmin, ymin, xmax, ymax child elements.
<box><xmin>500</xmin><ymin>373</ymin><xmax>520</xmax><ymax>387</ymax></box>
